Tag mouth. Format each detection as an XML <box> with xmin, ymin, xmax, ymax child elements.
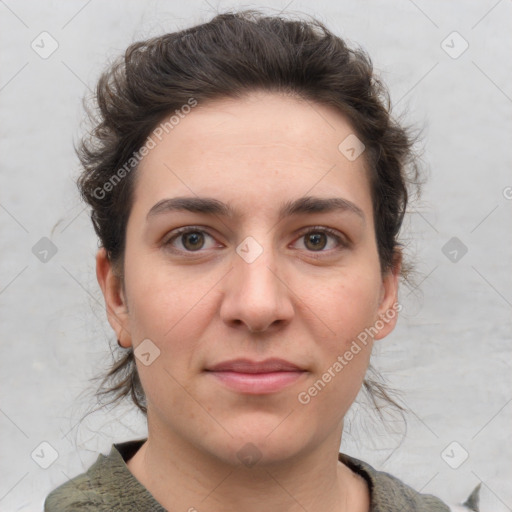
<box><xmin>204</xmin><ymin>358</ymin><xmax>307</xmax><ymax>394</ymax></box>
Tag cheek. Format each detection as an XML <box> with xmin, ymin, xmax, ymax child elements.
<box><xmin>124</xmin><ymin>254</ymin><xmax>207</xmax><ymax>338</ymax></box>
<box><xmin>126</xmin><ymin>273</ymin><xmax>213</xmax><ymax>419</ymax></box>
<box><xmin>123</xmin><ymin>259</ymin><xmax>219</xmax><ymax>381</ymax></box>
<box><xmin>309</xmin><ymin>269</ymin><xmax>382</xmax><ymax>348</ymax></box>
<box><xmin>292</xmin><ymin>269</ymin><xmax>381</xmax><ymax>411</ymax></box>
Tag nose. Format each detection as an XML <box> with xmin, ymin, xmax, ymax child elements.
<box><xmin>219</xmin><ymin>242</ymin><xmax>295</xmax><ymax>333</ymax></box>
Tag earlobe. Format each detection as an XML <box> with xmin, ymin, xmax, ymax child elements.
<box><xmin>95</xmin><ymin>248</ymin><xmax>132</xmax><ymax>348</ymax></box>
<box><xmin>374</xmin><ymin>250</ymin><xmax>402</xmax><ymax>341</ymax></box>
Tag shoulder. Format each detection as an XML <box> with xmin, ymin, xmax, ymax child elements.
<box><xmin>43</xmin><ymin>450</ymin><xmax>114</xmax><ymax>511</ymax></box>
<box><xmin>44</xmin><ymin>439</ymin><xmax>163</xmax><ymax>512</ymax></box>
<box><xmin>339</xmin><ymin>453</ymin><xmax>451</xmax><ymax>512</ymax></box>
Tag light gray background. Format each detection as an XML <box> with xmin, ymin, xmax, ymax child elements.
<box><xmin>1</xmin><ymin>1</ymin><xmax>511</xmax><ymax>510</ymax></box>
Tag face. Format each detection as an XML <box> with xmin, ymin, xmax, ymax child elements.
<box><xmin>97</xmin><ymin>91</ymin><xmax>400</xmax><ymax>466</ymax></box>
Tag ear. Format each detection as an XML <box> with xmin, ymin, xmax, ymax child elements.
<box><xmin>373</xmin><ymin>249</ymin><xmax>402</xmax><ymax>341</ymax></box>
<box><xmin>96</xmin><ymin>248</ymin><xmax>132</xmax><ymax>348</ymax></box>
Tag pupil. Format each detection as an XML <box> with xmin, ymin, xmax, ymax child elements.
<box><xmin>307</xmin><ymin>233</ymin><xmax>326</xmax><ymax>251</ymax></box>
<box><xmin>184</xmin><ymin>232</ymin><xmax>203</xmax><ymax>250</ymax></box>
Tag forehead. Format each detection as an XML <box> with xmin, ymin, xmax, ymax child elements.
<box><xmin>133</xmin><ymin>91</ymin><xmax>373</xmax><ymax>219</ymax></box>
<box><xmin>152</xmin><ymin>91</ymin><xmax>363</xmax><ymax>162</ymax></box>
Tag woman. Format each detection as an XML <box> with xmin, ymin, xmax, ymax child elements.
<box><xmin>45</xmin><ymin>9</ymin><xmax>455</xmax><ymax>512</ymax></box>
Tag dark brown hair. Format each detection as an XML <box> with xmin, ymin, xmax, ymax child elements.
<box><xmin>78</xmin><ymin>9</ymin><xmax>421</xmax><ymax>416</ymax></box>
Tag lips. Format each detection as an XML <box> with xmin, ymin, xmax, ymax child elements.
<box><xmin>206</xmin><ymin>358</ymin><xmax>303</xmax><ymax>373</ymax></box>
<box><xmin>205</xmin><ymin>358</ymin><xmax>306</xmax><ymax>394</ymax></box>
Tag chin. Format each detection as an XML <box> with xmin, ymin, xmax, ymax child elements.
<box><xmin>215</xmin><ymin>423</ymin><xmax>314</xmax><ymax>468</ymax></box>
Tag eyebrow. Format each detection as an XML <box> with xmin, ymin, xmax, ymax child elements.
<box><xmin>146</xmin><ymin>195</ymin><xmax>366</xmax><ymax>223</ymax></box>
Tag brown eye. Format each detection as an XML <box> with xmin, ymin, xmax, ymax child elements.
<box><xmin>293</xmin><ymin>227</ymin><xmax>346</xmax><ymax>254</ymax></box>
<box><xmin>165</xmin><ymin>228</ymin><xmax>218</xmax><ymax>252</ymax></box>
<box><xmin>304</xmin><ymin>232</ymin><xmax>328</xmax><ymax>251</ymax></box>
<box><xmin>181</xmin><ymin>232</ymin><xmax>204</xmax><ymax>250</ymax></box>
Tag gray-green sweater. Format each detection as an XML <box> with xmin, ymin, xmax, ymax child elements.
<box><xmin>44</xmin><ymin>439</ymin><xmax>450</xmax><ymax>511</ymax></box>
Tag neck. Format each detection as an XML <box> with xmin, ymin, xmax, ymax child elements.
<box><xmin>127</xmin><ymin>414</ymin><xmax>369</xmax><ymax>512</ymax></box>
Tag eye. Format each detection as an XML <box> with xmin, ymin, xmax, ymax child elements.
<box><xmin>292</xmin><ymin>227</ymin><xmax>347</xmax><ymax>253</ymax></box>
<box><xmin>163</xmin><ymin>226</ymin><xmax>348</xmax><ymax>255</ymax></box>
<box><xmin>164</xmin><ymin>227</ymin><xmax>219</xmax><ymax>252</ymax></box>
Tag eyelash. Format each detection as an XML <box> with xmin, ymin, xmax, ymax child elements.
<box><xmin>163</xmin><ymin>225</ymin><xmax>348</xmax><ymax>257</ymax></box>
